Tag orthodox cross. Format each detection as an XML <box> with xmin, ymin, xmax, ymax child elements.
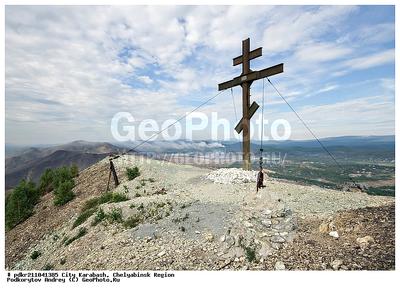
<box><xmin>218</xmin><ymin>38</ymin><xmax>284</xmax><ymax>170</ymax></box>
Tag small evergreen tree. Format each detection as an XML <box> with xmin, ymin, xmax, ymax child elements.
<box><xmin>53</xmin><ymin>180</ymin><xmax>75</xmax><ymax>206</ymax></box>
<box><xmin>52</xmin><ymin>166</ymin><xmax>73</xmax><ymax>189</ymax></box>
<box><xmin>70</xmin><ymin>164</ymin><xmax>79</xmax><ymax>177</ymax></box>
<box><xmin>38</xmin><ymin>168</ymin><xmax>54</xmax><ymax>195</ymax></box>
<box><xmin>5</xmin><ymin>180</ymin><xmax>40</xmax><ymax>230</ymax></box>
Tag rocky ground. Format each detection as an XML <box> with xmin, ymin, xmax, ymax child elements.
<box><xmin>6</xmin><ymin>155</ymin><xmax>395</xmax><ymax>270</ymax></box>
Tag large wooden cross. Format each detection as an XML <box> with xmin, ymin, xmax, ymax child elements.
<box><xmin>218</xmin><ymin>38</ymin><xmax>283</xmax><ymax>170</ymax></box>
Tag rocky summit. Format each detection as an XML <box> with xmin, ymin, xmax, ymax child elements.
<box><xmin>5</xmin><ymin>155</ymin><xmax>395</xmax><ymax>270</ymax></box>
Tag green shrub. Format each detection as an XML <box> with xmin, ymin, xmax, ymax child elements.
<box><xmin>64</xmin><ymin>227</ymin><xmax>87</xmax><ymax>246</ymax></box>
<box><xmin>81</xmin><ymin>196</ymin><xmax>102</xmax><ymax>212</ymax></box>
<box><xmin>81</xmin><ymin>192</ymin><xmax>128</xmax><ymax>212</ymax></box>
<box><xmin>52</xmin><ymin>166</ymin><xmax>74</xmax><ymax>188</ymax></box>
<box><xmin>91</xmin><ymin>208</ymin><xmax>106</xmax><ymax>226</ymax></box>
<box><xmin>72</xmin><ymin>207</ymin><xmax>97</xmax><ymax>229</ymax></box>
<box><xmin>78</xmin><ymin>191</ymin><xmax>128</xmax><ymax>227</ymax></box>
<box><xmin>109</xmin><ymin>192</ymin><xmax>129</xmax><ymax>203</ymax></box>
<box><xmin>107</xmin><ymin>207</ymin><xmax>123</xmax><ymax>223</ymax></box>
<box><xmin>60</xmin><ymin>258</ymin><xmax>66</xmax><ymax>265</ymax></box>
<box><xmin>126</xmin><ymin>167</ymin><xmax>140</xmax><ymax>180</ymax></box>
<box><xmin>244</xmin><ymin>246</ymin><xmax>256</xmax><ymax>262</ymax></box>
<box><xmin>38</xmin><ymin>166</ymin><xmax>77</xmax><ymax>206</ymax></box>
<box><xmin>123</xmin><ymin>215</ymin><xmax>141</xmax><ymax>228</ymax></box>
<box><xmin>5</xmin><ymin>180</ymin><xmax>40</xmax><ymax>230</ymax></box>
<box><xmin>30</xmin><ymin>250</ymin><xmax>41</xmax><ymax>260</ymax></box>
<box><xmin>54</xmin><ymin>180</ymin><xmax>75</xmax><ymax>206</ymax></box>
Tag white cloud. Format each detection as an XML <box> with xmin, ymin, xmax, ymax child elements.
<box><xmin>262</xmin><ymin>6</ymin><xmax>358</xmax><ymax>53</ymax></box>
<box><xmin>294</xmin><ymin>43</ymin><xmax>352</xmax><ymax>63</ymax></box>
<box><xmin>4</xmin><ymin>6</ymin><xmax>395</xmax><ymax>144</ymax></box>
<box><xmin>315</xmin><ymin>84</ymin><xmax>339</xmax><ymax>94</ymax></box>
<box><xmin>267</xmin><ymin>95</ymin><xmax>395</xmax><ymax>139</ymax></box>
<box><xmin>137</xmin><ymin>76</ymin><xmax>154</xmax><ymax>85</ymax></box>
<box><xmin>344</xmin><ymin>49</ymin><xmax>395</xmax><ymax>70</ymax></box>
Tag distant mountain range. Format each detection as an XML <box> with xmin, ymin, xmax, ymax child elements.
<box><xmin>5</xmin><ymin>135</ymin><xmax>394</xmax><ymax>189</ymax></box>
<box><xmin>5</xmin><ymin>140</ymin><xmax>124</xmax><ymax>189</ymax></box>
<box><xmin>114</xmin><ymin>135</ymin><xmax>394</xmax><ymax>155</ymax></box>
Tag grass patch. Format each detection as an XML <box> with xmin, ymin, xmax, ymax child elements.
<box><xmin>72</xmin><ymin>192</ymin><xmax>129</xmax><ymax>228</ymax></box>
<box><xmin>126</xmin><ymin>166</ymin><xmax>140</xmax><ymax>180</ymax></box>
<box><xmin>123</xmin><ymin>201</ymin><xmax>173</xmax><ymax>229</ymax></box>
<box><xmin>91</xmin><ymin>208</ymin><xmax>106</xmax><ymax>226</ymax></box>
<box><xmin>244</xmin><ymin>246</ymin><xmax>256</xmax><ymax>262</ymax></box>
<box><xmin>72</xmin><ymin>208</ymin><xmax>97</xmax><ymax>229</ymax></box>
<box><xmin>64</xmin><ymin>227</ymin><xmax>87</xmax><ymax>246</ymax></box>
<box><xmin>52</xmin><ymin>234</ymin><xmax>60</xmax><ymax>242</ymax></box>
<box><xmin>81</xmin><ymin>192</ymin><xmax>129</xmax><ymax>213</ymax></box>
<box><xmin>367</xmin><ymin>186</ymin><xmax>395</xmax><ymax>196</ymax></box>
<box><xmin>30</xmin><ymin>250</ymin><xmax>41</xmax><ymax>260</ymax></box>
<box><xmin>107</xmin><ymin>207</ymin><xmax>123</xmax><ymax>223</ymax></box>
<box><xmin>172</xmin><ymin>212</ymin><xmax>189</xmax><ymax>223</ymax></box>
<box><xmin>75</xmin><ymin>192</ymin><xmax>128</xmax><ymax>228</ymax></box>
<box><xmin>123</xmin><ymin>215</ymin><xmax>141</xmax><ymax>228</ymax></box>
<box><xmin>154</xmin><ymin>188</ymin><xmax>167</xmax><ymax>195</ymax></box>
<box><xmin>43</xmin><ymin>264</ymin><xmax>54</xmax><ymax>270</ymax></box>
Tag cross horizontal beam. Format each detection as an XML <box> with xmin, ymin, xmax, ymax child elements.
<box><xmin>235</xmin><ymin>101</ymin><xmax>260</xmax><ymax>134</ymax></box>
<box><xmin>218</xmin><ymin>63</ymin><xmax>284</xmax><ymax>91</ymax></box>
<box><xmin>233</xmin><ymin>47</ymin><xmax>262</xmax><ymax>66</ymax></box>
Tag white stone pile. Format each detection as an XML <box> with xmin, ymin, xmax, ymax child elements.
<box><xmin>205</xmin><ymin>168</ymin><xmax>258</xmax><ymax>184</ymax></box>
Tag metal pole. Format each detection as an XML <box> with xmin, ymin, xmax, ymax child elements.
<box><xmin>242</xmin><ymin>82</ymin><xmax>251</xmax><ymax>170</ymax></box>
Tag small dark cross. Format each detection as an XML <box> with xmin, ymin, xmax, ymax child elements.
<box><xmin>218</xmin><ymin>38</ymin><xmax>284</xmax><ymax>170</ymax></box>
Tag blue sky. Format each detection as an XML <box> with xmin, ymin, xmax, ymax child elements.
<box><xmin>5</xmin><ymin>5</ymin><xmax>395</xmax><ymax>144</ymax></box>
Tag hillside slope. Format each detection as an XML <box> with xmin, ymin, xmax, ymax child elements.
<box><xmin>6</xmin><ymin>155</ymin><xmax>395</xmax><ymax>270</ymax></box>
<box><xmin>5</xmin><ymin>141</ymin><xmax>123</xmax><ymax>189</ymax></box>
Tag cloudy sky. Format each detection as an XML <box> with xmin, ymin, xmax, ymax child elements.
<box><xmin>5</xmin><ymin>5</ymin><xmax>395</xmax><ymax>145</ymax></box>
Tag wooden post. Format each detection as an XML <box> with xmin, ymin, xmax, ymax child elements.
<box><xmin>106</xmin><ymin>158</ymin><xmax>119</xmax><ymax>192</ymax></box>
<box><xmin>242</xmin><ymin>81</ymin><xmax>251</xmax><ymax>170</ymax></box>
<box><xmin>110</xmin><ymin>160</ymin><xmax>119</xmax><ymax>187</ymax></box>
<box><xmin>241</xmin><ymin>39</ymin><xmax>251</xmax><ymax>170</ymax></box>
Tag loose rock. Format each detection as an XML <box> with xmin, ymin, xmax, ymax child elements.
<box><xmin>329</xmin><ymin>231</ymin><xmax>339</xmax><ymax>239</ymax></box>
<box><xmin>331</xmin><ymin>259</ymin><xmax>343</xmax><ymax>270</ymax></box>
<box><xmin>275</xmin><ymin>261</ymin><xmax>286</xmax><ymax>270</ymax></box>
